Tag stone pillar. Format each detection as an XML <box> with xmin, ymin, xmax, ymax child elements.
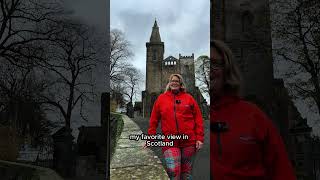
<box><xmin>52</xmin><ymin>127</ymin><xmax>75</xmax><ymax>177</ymax></box>
<box><xmin>101</xmin><ymin>92</ymin><xmax>110</xmax><ymax>178</ymax></box>
<box><xmin>75</xmin><ymin>155</ymin><xmax>97</xmax><ymax>176</ymax></box>
<box><xmin>304</xmin><ymin>135</ymin><xmax>314</xmax><ymax>179</ymax></box>
<box><xmin>101</xmin><ymin>92</ymin><xmax>109</xmax><ymax>128</ymax></box>
<box><xmin>0</xmin><ymin>127</ymin><xmax>19</xmax><ymax>161</ymax></box>
<box><xmin>126</xmin><ymin>102</ymin><xmax>134</xmax><ymax>118</ymax></box>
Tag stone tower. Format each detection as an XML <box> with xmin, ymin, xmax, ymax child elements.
<box><xmin>142</xmin><ymin>20</ymin><xmax>209</xmax><ymax>118</ymax></box>
<box><xmin>179</xmin><ymin>54</ymin><xmax>196</xmax><ymax>92</ymax></box>
<box><xmin>142</xmin><ymin>20</ymin><xmax>164</xmax><ymax>117</ymax></box>
<box><xmin>212</xmin><ymin>0</ymin><xmax>274</xmax><ymax>102</ymax></box>
<box><xmin>146</xmin><ymin>20</ymin><xmax>164</xmax><ymax>93</ymax></box>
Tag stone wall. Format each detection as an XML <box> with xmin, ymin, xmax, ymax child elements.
<box><xmin>0</xmin><ymin>160</ymin><xmax>63</xmax><ymax>180</ymax></box>
<box><xmin>0</xmin><ymin>127</ymin><xmax>19</xmax><ymax>161</ymax></box>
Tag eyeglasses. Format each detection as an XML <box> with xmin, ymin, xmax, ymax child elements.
<box><xmin>170</xmin><ymin>80</ymin><xmax>180</xmax><ymax>83</ymax></box>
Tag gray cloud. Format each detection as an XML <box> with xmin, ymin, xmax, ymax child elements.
<box><xmin>64</xmin><ymin>0</ymin><xmax>108</xmax><ymax>30</ymax></box>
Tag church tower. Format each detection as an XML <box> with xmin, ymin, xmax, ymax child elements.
<box><xmin>146</xmin><ymin>20</ymin><xmax>164</xmax><ymax>93</ymax></box>
<box><xmin>212</xmin><ymin>0</ymin><xmax>274</xmax><ymax>101</ymax></box>
<box><xmin>212</xmin><ymin>0</ymin><xmax>297</xmax><ymax>165</ymax></box>
<box><xmin>143</xmin><ymin>20</ymin><xmax>164</xmax><ymax>117</ymax></box>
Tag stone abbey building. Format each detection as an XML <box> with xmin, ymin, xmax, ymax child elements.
<box><xmin>211</xmin><ymin>0</ymin><xmax>320</xmax><ymax>179</ymax></box>
<box><xmin>141</xmin><ymin>20</ymin><xmax>208</xmax><ymax>119</ymax></box>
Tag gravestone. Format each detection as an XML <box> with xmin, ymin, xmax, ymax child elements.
<box><xmin>126</xmin><ymin>102</ymin><xmax>134</xmax><ymax>118</ymax></box>
<box><xmin>0</xmin><ymin>127</ymin><xmax>19</xmax><ymax>161</ymax></box>
<box><xmin>52</xmin><ymin>127</ymin><xmax>75</xmax><ymax>177</ymax></box>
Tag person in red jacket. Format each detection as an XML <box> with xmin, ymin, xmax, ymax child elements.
<box><xmin>210</xmin><ymin>40</ymin><xmax>296</xmax><ymax>180</ymax></box>
<box><xmin>146</xmin><ymin>73</ymin><xmax>204</xmax><ymax>180</ymax></box>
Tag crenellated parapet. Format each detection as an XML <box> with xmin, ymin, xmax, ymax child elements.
<box><xmin>179</xmin><ymin>53</ymin><xmax>194</xmax><ymax>59</ymax></box>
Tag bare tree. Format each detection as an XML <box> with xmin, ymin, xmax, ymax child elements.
<box><xmin>0</xmin><ymin>60</ymin><xmax>55</xmax><ymax>143</ymax></box>
<box><xmin>110</xmin><ymin>29</ymin><xmax>133</xmax><ymax>84</ymax></box>
<box><xmin>109</xmin><ymin>28</ymin><xmax>135</xmax><ymax>111</ymax></box>
<box><xmin>0</xmin><ymin>0</ymin><xmax>64</xmax><ymax>66</ymax></box>
<box><xmin>121</xmin><ymin>66</ymin><xmax>143</xmax><ymax>104</ymax></box>
<box><xmin>271</xmin><ymin>0</ymin><xmax>320</xmax><ymax>116</ymax></box>
<box><xmin>110</xmin><ymin>83</ymin><xmax>126</xmax><ymax>109</ymax></box>
<box><xmin>0</xmin><ymin>0</ymin><xmax>67</xmax><ymax>149</ymax></box>
<box><xmin>109</xmin><ymin>65</ymin><xmax>142</xmax><ymax>107</ymax></box>
<box><xmin>35</xmin><ymin>19</ymin><xmax>98</xmax><ymax>129</ymax></box>
<box><xmin>195</xmin><ymin>55</ymin><xmax>210</xmax><ymax>98</ymax></box>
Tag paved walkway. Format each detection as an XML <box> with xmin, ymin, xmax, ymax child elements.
<box><xmin>133</xmin><ymin>117</ymin><xmax>210</xmax><ymax>180</ymax></box>
<box><xmin>110</xmin><ymin>115</ymin><xmax>169</xmax><ymax>180</ymax></box>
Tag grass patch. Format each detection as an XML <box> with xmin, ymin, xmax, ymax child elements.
<box><xmin>110</xmin><ymin>113</ymin><xmax>124</xmax><ymax>159</ymax></box>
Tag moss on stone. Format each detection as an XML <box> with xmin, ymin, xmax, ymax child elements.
<box><xmin>110</xmin><ymin>113</ymin><xmax>124</xmax><ymax>159</ymax></box>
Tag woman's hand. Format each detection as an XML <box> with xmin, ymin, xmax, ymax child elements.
<box><xmin>196</xmin><ymin>140</ymin><xmax>203</xmax><ymax>151</ymax></box>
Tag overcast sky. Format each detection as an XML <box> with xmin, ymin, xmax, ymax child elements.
<box><xmin>64</xmin><ymin>0</ymin><xmax>108</xmax><ymax>31</ymax></box>
<box><xmin>111</xmin><ymin>0</ymin><xmax>210</xmax><ymax>85</ymax></box>
<box><xmin>55</xmin><ymin>0</ymin><xmax>108</xmax><ymax>138</ymax></box>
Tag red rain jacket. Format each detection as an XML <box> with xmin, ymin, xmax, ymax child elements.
<box><xmin>211</xmin><ymin>95</ymin><xmax>296</xmax><ymax>180</ymax></box>
<box><xmin>148</xmin><ymin>90</ymin><xmax>204</xmax><ymax>147</ymax></box>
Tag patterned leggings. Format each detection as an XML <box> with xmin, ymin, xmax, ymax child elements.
<box><xmin>163</xmin><ymin>146</ymin><xmax>196</xmax><ymax>180</ymax></box>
